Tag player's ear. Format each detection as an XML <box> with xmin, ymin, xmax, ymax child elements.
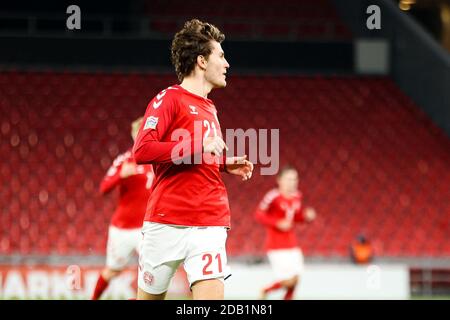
<box><xmin>197</xmin><ymin>55</ymin><xmax>208</xmax><ymax>70</ymax></box>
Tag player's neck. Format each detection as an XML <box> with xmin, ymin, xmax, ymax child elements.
<box><xmin>180</xmin><ymin>76</ymin><xmax>213</xmax><ymax>99</ymax></box>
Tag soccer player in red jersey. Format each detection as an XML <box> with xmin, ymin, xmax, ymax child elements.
<box><xmin>91</xmin><ymin>117</ymin><xmax>154</xmax><ymax>300</ymax></box>
<box><xmin>133</xmin><ymin>19</ymin><xmax>254</xmax><ymax>300</ymax></box>
<box><xmin>255</xmin><ymin>166</ymin><xmax>316</xmax><ymax>300</ymax></box>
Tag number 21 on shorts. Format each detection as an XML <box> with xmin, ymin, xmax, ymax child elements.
<box><xmin>202</xmin><ymin>253</ymin><xmax>222</xmax><ymax>275</ymax></box>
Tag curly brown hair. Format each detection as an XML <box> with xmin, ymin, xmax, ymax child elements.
<box><xmin>171</xmin><ymin>19</ymin><xmax>225</xmax><ymax>82</ymax></box>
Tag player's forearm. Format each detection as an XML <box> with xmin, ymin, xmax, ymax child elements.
<box><xmin>99</xmin><ymin>176</ymin><xmax>120</xmax><ymax>194</ymax></box>
<box><xmin>133</xmin><ymin>138</ymin><xmax>203</xmax><ymax>164</ymax></box>
<box><xmin>133</xmin><ymin>140</ymin><xmax>178</xmax><ymax>164</ymax></box>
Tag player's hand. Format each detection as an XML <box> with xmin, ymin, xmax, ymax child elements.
<box><xmin>120</xmin><ymin>161</ymin><xmax>137</xmax><ymax>178</ymax></box>
<box><xmin>304</xmin><ymin>207</ymin><xmax>317</xmax><ymax>222</ymax></box>
<box><xmin>203</xmin><ymin>136</ymin><xmax>228</xmax><ymax>156</ymax></box>
<box><xmin>225</xmin><ymin>155</ymin><xmax>254</xmax><ymax>181</ymax></box>
<box><xmin>276</xmin><ymin>218</ymin><xmax>292</xmax><ymax>231</ymax></box>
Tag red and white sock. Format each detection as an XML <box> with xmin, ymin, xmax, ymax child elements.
<box><xmin>91</xmin><ymin>274</ymin><xmax>109</xmax><ymax>300</ymax></box>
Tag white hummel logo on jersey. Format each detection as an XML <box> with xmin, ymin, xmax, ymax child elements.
<box><xmin>157</xmin><ymin>91</ymin><xmax>166</xmax><ymax>100</ymax></box>
<box><xmin>153</xmin><ymin>100</ymin><xmax>162</xmax><ymax>109</ymax></box>
<box><xmin>281</xmin><ymin>202</ymin><xmax>300</xmax><ymax>221</ymax></box>
<box><xmin>189</xmin><ymin>105</ymin><xmax>198</xmax><ymax>115</ymax></box>
<box><xmin>153</xmin><ymin>89</ymin><xmax>167</xmax><ymax>109</ymax></box>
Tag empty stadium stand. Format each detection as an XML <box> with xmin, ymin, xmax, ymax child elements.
<box><xmin>145</xmin><ymin>0</ymin><xmax>351</xmax><ymax>39</ymax></box>
<box><xmin>0</xmin><ymin>72</ymin><xmax>449</xmax><ymax>258</ymax></box>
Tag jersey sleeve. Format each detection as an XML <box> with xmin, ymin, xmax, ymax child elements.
<box><xmin>133</xmin><ymin>89</ymin><xmax>203</xmax><ymax>165</ymax></box>
<box><xmin>254</xmin><ymin>190</ymin><xmax>280</xmax><ymax>227</ymax></box>
<box><xmin>99</xmin><ymin>162</ymin><xmax>123</xmax><ymax>194</ymax></box>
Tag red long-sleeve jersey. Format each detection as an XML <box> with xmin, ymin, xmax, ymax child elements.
<box><xmin>132</xmin><ymin>85</ymin><xmax>230</xmax><ymax>227</ymax></box>
<box><xmin>255</xmin><ymin>189</ymin><xmax>305</xmax><ymax>251</ymax></box>
<box><xmin>100</xmin><ymin>149</ymin><xmax>153</xmax><ymax>229</ymax></box>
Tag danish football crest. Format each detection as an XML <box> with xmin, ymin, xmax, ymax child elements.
<box><xmin>143</xmin><ymin>271</ymin><xmax>154</xmax><ymax>285</ymax></box>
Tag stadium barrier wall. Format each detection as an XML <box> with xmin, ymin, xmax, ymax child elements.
<box><xmin>0</xmin><ymin>265</ymin><xmax>189</xmax><ymax>300</ymax></box>
<box><xmin>226</xmin><ymin>263</ymin><xmax>410</xmax><ymax>299</ymax></box>
<box><xmin>0</xmin><ymin>263</ymin><xmax>409</xmax><ymax>299</ymax></box>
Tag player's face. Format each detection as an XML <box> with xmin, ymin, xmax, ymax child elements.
<box><xmin>204</xmin><ymin>41</ymin><xmax>230</xmax><ymax>88</ymax></box>
<box><xmin>278</xmin><ymin>170</ymin><xmax>299</xmax><ymax>193</ymax></box>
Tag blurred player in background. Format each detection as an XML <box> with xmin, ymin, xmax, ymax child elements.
<box><xmin>91</xmin><ymin>117</ymin><xmax>154</xmax><ymax>300</ymax></box>
<box><xmin>133</xmin><ymin>19</ymin><xmax>253</xmax><ymax>300</ymax></box>
<box><xmin>255</xmin><ymin>165</ymin><xmax>316</xmax><ymax>300</ymax></box>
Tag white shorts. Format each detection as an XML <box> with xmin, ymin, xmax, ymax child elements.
<box><xmin>138</xmin><ymin>222</ymin><xmax>231</xmax><ymax>295</ymax></box>
<box><xmin>267</xmin><ymin>247</ymin><xmax>304</xmax><ymax>281</ymax></box>
<box><xmin>106</xmin><ymin>225</ymin><xmax>141</xmax><ymax>270</ymax></box>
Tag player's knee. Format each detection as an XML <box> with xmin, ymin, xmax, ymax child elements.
<box><xmin>286</xmin><ymin>275</ymin><xmax>298</xmax><ymax>288</ymax></box>
<box><xmin>191</xmin><ymin>278</ymin><xmax>224</xmax><ymax>290</ymax></box>
<box><xmin>292</xmin><ymin>275</ymin><xmax>299</xmax><ymax>287</ymax></box>
<box><xmin>137</xmin><ymin>287</ymin><xmax>166</xmax><ymax>300</ymax></box>
<box><xmin>191</xmin><ymin>278</ymin><xmax>224</xmax><ymax>300</ymax></box>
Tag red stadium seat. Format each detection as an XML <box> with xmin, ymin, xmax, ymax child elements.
<box><xmin>1</xmin><ymin>72</ymin><xmax>449</xmax><ymax>259</ymax></box>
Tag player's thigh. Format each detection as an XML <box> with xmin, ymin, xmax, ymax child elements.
<box><xmin>138</xmin><ymin>258</ymin><xmax>183</xmax><ymax>295</ymax></box>
<box><xmin>106</xmin><ymin>226</ymin><xmax>138</xmax><ymax>270</ymax></box>
<box><xmin>124</xmin><ymin>227</ymin><xmax>142</xmax><ymax>255</ymax></box>
<box><xmin>137</xmin><ymin>287</ymin><xmax>167</xmax><ymax>300</ymax></box>
<box><xmin>138</xmin><ymin>222</ymin><xmax>188</xmax><ymax>295</ymax></box>
<box><xmin>183</xmin><ymin>227</ymin><xmax>230</xmax><ymax>295</ymax></box>
<box><xmin>191</xmin><ymin>278</ymin><xmax>224</xmax><ymax>300</ymax></box>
